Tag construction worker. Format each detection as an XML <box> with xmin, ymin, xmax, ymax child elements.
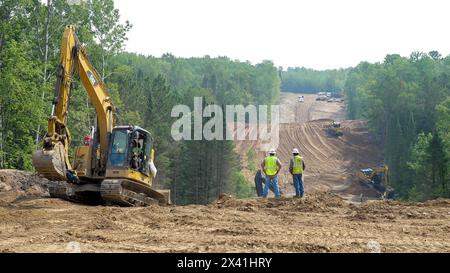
<box><xmin>289</xmin><ymin>148</ymin><xmax>306</xmax><ymax>198</ymax></box>
<box><xmin>261</xmin><ymin>148</ymin><xmax>282</xmax><ymax>198</ymax></box>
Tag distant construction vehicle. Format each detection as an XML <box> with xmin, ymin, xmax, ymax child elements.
<box><xmin>325</xmin><ymin>121</ymin><xmax>343</xmax><ymax>137</ymax></box>
<box><xmin>357</xmin><ymin>165</ymin><xmax>395</xmax><ymax>199</ymax></box>
<box><xmin>316</xmin><ymin>95</ymin><xmax>327</xmax><ymax>101</ymax></box>
<box><xmin>32</xmin><ymin>25</ymin><xmax>170</xmax><ymax>206</ymax></box>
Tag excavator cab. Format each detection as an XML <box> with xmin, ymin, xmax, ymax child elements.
<box><xmin>107</xmin><ymin>126</ymin><xmax>153</xmax><ymax>176</ymax></box>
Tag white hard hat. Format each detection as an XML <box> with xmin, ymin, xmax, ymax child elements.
<box><xmin>269</xmin><ymin>148</ymin><xmax>276</xmax><ymax>155</ymax></box>
<box><xmin>293</xmin><ymin>148</ymin><xmax>299</xmax><ymax>154</ymax></box>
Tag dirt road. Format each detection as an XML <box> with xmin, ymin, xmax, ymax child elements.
<box><xmin>279</xmin><ymin>93</ymin><xmax>346</xmax><ymax>124</ymax></box>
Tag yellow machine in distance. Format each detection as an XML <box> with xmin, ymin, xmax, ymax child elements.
<box><xmin>325</xmin><ymin>121</ymin><xmax>344</xmax><ymax>137</ymax></box>
<box><xmin>32</xmin><ymin>25</ymin><xmax>170</xmax><ymax>206</ymax></box>
<box><xmin>357</xmin><ymin>165</ymin><xmax>395</xmax><ymax>199</ymax></box>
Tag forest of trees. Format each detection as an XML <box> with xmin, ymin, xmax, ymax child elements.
<box><xmin>345</xmin><ymin>52</ymin><xmax>450</xmax><ymax>200</ymax></box>
<box><xmin>280</xmin><ymin>67</ymin><xmax>348</xmax><ymax>93</ymax></box>
<box><xmin>0</xmin><ymin>0</ymin><xmax>280</xmax><ymax>204</ymax></box>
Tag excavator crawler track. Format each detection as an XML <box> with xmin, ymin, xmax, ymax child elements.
<box><xmin>101</xmin><ymin>179</ymin><xmax>170</xmax><ymax>207</ymax></box>
<box><xmin>100</xmin><ymin>180</ymin><xmax>157</xmax><ymax>206</ymax></box>
<box><xmin>47</xmin><ymin>180</ymin><xmax>170</xmax><ymax>207</ymax></box>
<box><xmin>48</xmin><ymin>181</ymin><xmax>104</xmax><ymax>204</ymax></box>
<box><xmin>48</xmin><ymin>181</ymin><xmax>70</xmax><ymax>199</ymax></box>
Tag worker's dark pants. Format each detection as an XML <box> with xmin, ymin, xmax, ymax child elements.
<box><xmin>293</xmin><ymin>174</ymin><xmax>304</xmax><ymax>197</ymax></box>
<box><xmin>263</xmin><ymin>175</ymin><xmax>281</xmax><ymax>198</ymax></box>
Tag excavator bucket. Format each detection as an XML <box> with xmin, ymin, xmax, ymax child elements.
<box><xmin>32</xmin><ymin>142</ymin><xmax>67</xmax><ymax>181</ymax></box>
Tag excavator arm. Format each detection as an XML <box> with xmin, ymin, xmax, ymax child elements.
<box><xmin>33</xmin><ymin>25</ymin><xmax>114</xmax><ymax>181</ymax></box>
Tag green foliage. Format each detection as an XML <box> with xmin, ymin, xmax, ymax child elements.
<box><xmin>246</xmin><ymin>147</ymin><xmax>257</xmax><ymax>173</ymax></box>
<box><xmin>407</xmin><ymin>133</ymin><xmax>433</xmax><ymax>201</ymax></box>
<box><xmin>89</xmin><ymin>0</ymin><xmax>132</xmax><ymax>79</ymax></box>
<box><xmin>408</xmin><ymin>132</ymin><xmax>449</xmax><ymax>200</ymax></box>
<box><xmin>90</xmin><ymin>0</ymin><xmax>132</xmax><ymax>54</ymax></box>
<box><xmin>0</xmin><ymin>9</ymin><xmax>44</xmax><ymax>169</ymax></box>
<box><xmin>144</xmin><ymin>75</ymin><xmax>179</xmax><ymax>188</ymax></box>
<box><xmin>281</xmin><ymin>67</ymin><xmax>348</xmax><ymax>93</ymax></box>
<box><xmin>0</xmin><ymin>0</ymin><xmax>131</xmax><ymax>169</ymax></box>
<box><xmin>231</xmin><ymin>172</ymin><xmax>254</xmax><ymax>199</ymax></box>
<box><xmin>345</xmin><ymin>52</ymin><xmax>450</xmax><ymax>200</ymax></box>
<box><xmin>168</xmin><ymin>91</ymin><xmax>259</xmax><ymax>204</ymax></box>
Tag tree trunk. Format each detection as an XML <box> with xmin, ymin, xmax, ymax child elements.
<box><xmin>0</xmin><ymin>7</ymin><xmax>10</xmax><ymax>62</ymax></box>
<box><xmin>172</xmin><ymin>155</ymin><xmax>179</xmax><ymax>205</ymax></box>
<box><xmin>0</xmin><ymin>36</ymin><xmax>3</xmax><ymax>69</ymax></box>
<box><xmin>217</xmin><ymin>140</ymin><xmax>224</xmax><ymax>195</ymax></box>
<box><xmin>0</xmin><ymin>103</ymin><xmax>3</xmax><ymax>168</ymax></box>
<box><xmin>102</xmin><ymin>50</ymin><xmax>106</xmax><ymax>81</ymax></box>
<box><xmin>196</xmin><ymin>155</ymin><xmax>200</xmax><ymax>204</ymax></box>
<box><xmin>204</xmin><ymin>141</ymin><xmax>210</xmax><ymax>204</ymax></box>
<box><xmin>36</xmin><ymin>0</ymin><xmax>53</xmax><ymax>145</ymax></box>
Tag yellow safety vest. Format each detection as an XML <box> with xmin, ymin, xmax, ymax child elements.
<box><xmin>292</xmin><ymin>155</ymin><xmax>303</xmax><ymax>174</ymax></box>
<box><xmin>265</xmin><ymin>156</ymin><xmax>279</xmax><ymax>176</ymax></box>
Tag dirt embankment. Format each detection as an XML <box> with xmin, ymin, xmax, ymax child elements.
<box><xmin>0</xmin><ymin>169</ymin><xmax>49</xmax><ymax>206</ymax></box>
<box><xmin>0</xmin><ymin>171</ymin><xmax>448</xmax><ymax>253</ymax></box>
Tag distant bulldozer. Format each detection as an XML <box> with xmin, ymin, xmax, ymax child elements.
<box><xmin>325</xmin><ymin>121</ymin><xmax>344</xmax><ymax>137</ymax></box>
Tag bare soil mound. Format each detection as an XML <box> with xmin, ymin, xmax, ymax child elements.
<box><xmin>213</xmin><ymin>191</ymin><xmax>346</xmax><ymax>213</ymax></box>
<box><xmin>0</xmin><ymin>169</ymin><xmax>49</xmax><ymax>205</ymax></box>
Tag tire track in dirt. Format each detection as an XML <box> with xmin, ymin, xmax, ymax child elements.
<box><xmin>305</xmin><ymin>123</ymin><xmax>346</xmax><ymax>173</ymax></box>
<box><xmin>297</xmin><ymin>124</ymin><xmax>326</xmax><ymax>166</ymax></box>
<box><xmin>302</xmin><ymin>122</ymin><xmax>350</xmax><ymax>185</ymax></box>
<box><xmin>295</xmin><ymin>125</ymin><xmax>322</xmax><ymax>170</ymax></box>
<box><xmin>310</xmin><ymin>123</ymin><xmax>338</xmax><ymax>155</ymax></box>
<box><xmin>300</xmin><ymin>123</ymin><xmax>329</xmax><ymax>160</ymax></box>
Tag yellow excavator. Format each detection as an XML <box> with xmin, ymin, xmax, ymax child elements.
<box><xmin>32</xmin><ymin>25</ymin><xmax>170</xmax><ymax>206</ymax></box>
<box><xmin>357</xmin><ymin>165</ymin><xmax>395</xmax><ymax>199</ymax></box>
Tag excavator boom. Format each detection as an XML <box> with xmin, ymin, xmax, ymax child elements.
<box><xmin>33</xmin><ymin>25</ymin><xmax>113</xmax><ymax>181</ymax></box>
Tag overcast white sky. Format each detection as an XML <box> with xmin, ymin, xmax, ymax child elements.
<box><xmin>113</xmin><ymin>0</ymin><xmax>450</xmax><ymax>70</ymax></box>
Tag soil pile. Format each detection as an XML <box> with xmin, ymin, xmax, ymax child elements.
<box><xmin>0</xmin><ymin>170</ymin><xmax>49</xmax><ymax>205</ymax></box>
